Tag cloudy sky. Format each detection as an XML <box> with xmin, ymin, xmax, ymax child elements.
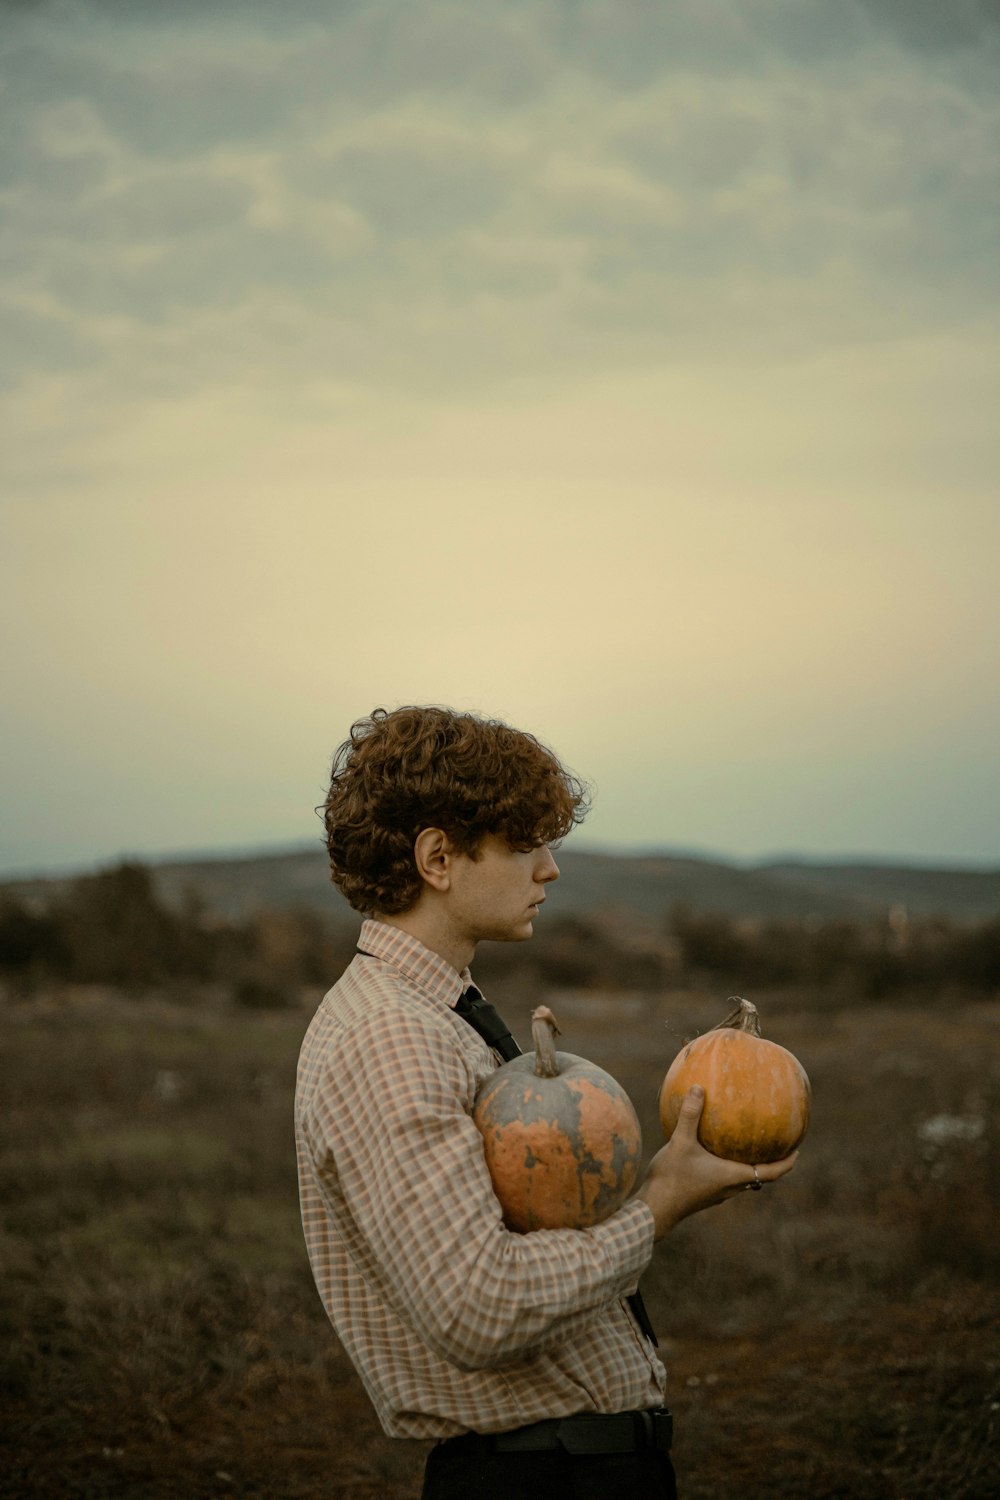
<box><xmin>2</xmin><ymin>0</ymin><xmax>998</xmax><ymax>875</ymax></box>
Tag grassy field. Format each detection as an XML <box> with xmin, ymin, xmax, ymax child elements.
<box><xmin>2</xmin><ymin>980</ymin><xmax>998</xmax><ymax>1499</ymax></box>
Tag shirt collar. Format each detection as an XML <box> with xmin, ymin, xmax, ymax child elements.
<box><xmin>357</xmin><ymin>918</ymin><xmax>473</xmax><ymax>1009</ymax></box>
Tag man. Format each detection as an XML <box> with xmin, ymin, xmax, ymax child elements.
<box><xmin>295</xmin><ymin>706</ymin><xmax>797</xmax><ymax>1499</ymax></box>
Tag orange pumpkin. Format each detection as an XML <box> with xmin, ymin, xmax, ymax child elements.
<box><xmin>659</xmin><ymin>997</ymin><xmax>810</xmax><ymax>1164</ymax></box>
<box><xmin>473</xmin><ymin>1006</ymin><xmax>642</xmax><ymax>1232</ymax></box>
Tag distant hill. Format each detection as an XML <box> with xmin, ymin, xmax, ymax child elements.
<box><xmin>9</xmin><ymin>842</ymin><xmax>995</xmax><ymax>925</ymax></box>
<box><xmin>548</xmin><ymin>850</ymin><xmax>1000</xmax><ymax>922</ymax></box>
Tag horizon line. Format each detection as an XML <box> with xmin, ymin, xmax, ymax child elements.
<box><xmin>2</xmin><ymin>835</ymin><xmax>998</xmax><ymax>885</ymax></box>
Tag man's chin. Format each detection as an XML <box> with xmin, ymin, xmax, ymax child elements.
<box><xmin>481</xmin><ymin>923</ymin><xmax>534</xmax><ymax>944</ymax></box>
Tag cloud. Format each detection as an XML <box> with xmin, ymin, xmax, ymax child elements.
<box><xmin>0</xmin><ymin>302</ymin><xmax>98</xmax><ymax>389</ymax></box>
<box><xmin>1</xmin><ymin>0</ymin><xmax>998</xmax><ymax>434</ymax></box>
<box><xmin>290</xmin><ymin>140</ymin><xmax>516</xmax><ymax>239</ymax></box>
<box><xmin>857</xmin><ymin>0</ymin><xmax>1000</xmax><ymax>53</ymax></box>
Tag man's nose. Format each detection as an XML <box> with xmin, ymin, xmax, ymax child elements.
<box><xmin>537</xmin><ymin>846</ymin><xmax>560</xmax><ymax>882</ymax></box>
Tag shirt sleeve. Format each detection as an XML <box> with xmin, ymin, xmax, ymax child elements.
<box><xmin>299</xmin><ymin>999</ymin><xmax>655</xmax><ymax>1373</ymax></box>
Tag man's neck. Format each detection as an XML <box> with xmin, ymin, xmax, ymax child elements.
<box><xmin>371</xmin><ymin>911</ymin><xmax>475</xmax><ymax>975</ymax></box>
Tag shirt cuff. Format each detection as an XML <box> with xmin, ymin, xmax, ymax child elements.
<box><xmin>586</xmin><ymin>1195</ymin><xmax>656</xmax><ymax>1293</ymax></box>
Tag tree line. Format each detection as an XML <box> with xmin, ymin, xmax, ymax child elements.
<box><xmin>0</xmin><ymin>862</ymin><xmax>356</xmax><ymax>1007</ymax></box>
<box><xmin>667</xmin><ymin>903</ymin><xmax>1000</xmax><ymax>998</ymax></box>
<box><xmin>1</xmin><ymin>861</ymin><xmax>998</xmax><ymax>1003</ymax></box>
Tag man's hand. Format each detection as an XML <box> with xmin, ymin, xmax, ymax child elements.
<box><xmin>634</xmin><ymin>1085</ymin><xmax>798</xmax><ymax>1241</ymax></box>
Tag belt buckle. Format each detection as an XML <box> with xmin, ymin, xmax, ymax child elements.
<box><xmin>649</xmin><ymin>1408</ymin><xmax>673</xmax><ymax>1452</ymax></box>
<box><xmin>634</xmin><ymin>1409</ymin><xmax>655</xmax><ymax>1450</ymax></box>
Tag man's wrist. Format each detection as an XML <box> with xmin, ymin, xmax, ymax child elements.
<box><xmin>633</xmin><ymin>1181</ymin><xmax>684</xmax><ymax>1242</ymax></box>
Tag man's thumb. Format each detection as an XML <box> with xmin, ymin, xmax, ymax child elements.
<box><xmin>678</xmin><ymin>1084</ymin><xmax>705</xmax><ymax>1121</ymax></box>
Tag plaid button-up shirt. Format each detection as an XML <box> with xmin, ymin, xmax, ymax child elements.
<box><xmin>295</xmin><ymin>919</ymin><xmax>665</xmax><ymax>1439</ymax></box>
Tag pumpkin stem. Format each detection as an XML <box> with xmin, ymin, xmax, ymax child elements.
<box><xmin>712</xmin><ymin>996</ymin><xmax>763</xmax><ymax>1037</ymax></box>
<box><xmin>531</xmin><ymin>1005</ymin><xmax>562</xmax><ymax>1078</ymax></box>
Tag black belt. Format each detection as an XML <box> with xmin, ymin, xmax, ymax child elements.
<box><xmin>445</xmin><ymin>1408</ymin><xmax>672</xmax><ymax>1455</ymax></box>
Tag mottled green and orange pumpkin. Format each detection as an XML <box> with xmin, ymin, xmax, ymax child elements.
<box><xmin>473</xmin><ymin>1006</ymin><xmax>642</xmax><ymax>1232</ymax></box>
<box><xmin>659</xmin><ymin>997</ymin><xmax>810</xmax><ymax>1164</ymax></box>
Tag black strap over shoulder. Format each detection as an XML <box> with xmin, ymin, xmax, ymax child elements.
<box><xmin>454</xmin><ymin>985</ymin><xmax>521</xmax><ymax>1062</ymax></box>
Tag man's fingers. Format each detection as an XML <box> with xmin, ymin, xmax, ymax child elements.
<box><xmin>756</xmin><ymin>1150</ymin><xmax>799</xmax><ymax>1183</ymax></box>
<box><xmin>734</xmin><ymin>1152</ymin><xmax>799</xmax><ymax>1193</ymax></box>
<box><xmin>670</xmin><ymin>1087</ymin><xmax>800</xmax><ymax>1189</ymax></box>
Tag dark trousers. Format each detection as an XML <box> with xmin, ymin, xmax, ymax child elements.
<box><xmin>421</xmin><ymin>1437</ymin><xmax>678</xmax><ymax>1500</ymax></box>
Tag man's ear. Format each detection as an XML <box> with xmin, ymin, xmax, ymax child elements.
<box><xmin>413</xmin><ymin>827</ymin><xmax>453</xmax><ymax>893</ymax></box>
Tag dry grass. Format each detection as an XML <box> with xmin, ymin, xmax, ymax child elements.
<box><xmin>2</xmin><ymin>982</ymin><xmax>998</xmax><ymax>1498</ymax></box>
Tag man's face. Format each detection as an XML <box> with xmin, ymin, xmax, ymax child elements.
<box><xmin>447</xmin><ymin>834</ymin><xmax>560</xmax><ymax>946</ymax></box>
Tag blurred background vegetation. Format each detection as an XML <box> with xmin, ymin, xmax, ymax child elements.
<box><xmin>2</xmin><ymin>855</ymin><xmax>998</xmax><ymax>1497</ymax></box>
<box><xmin>3</xmin><ymin>854</ymin><xmax>999</xmax><ymax>1004</ymax></box>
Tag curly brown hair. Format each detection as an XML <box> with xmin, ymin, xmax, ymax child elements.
<box><xmin>322</xmin><ymin>706</ymin><xmax>590</xmax><ymax>915</ymax></box>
